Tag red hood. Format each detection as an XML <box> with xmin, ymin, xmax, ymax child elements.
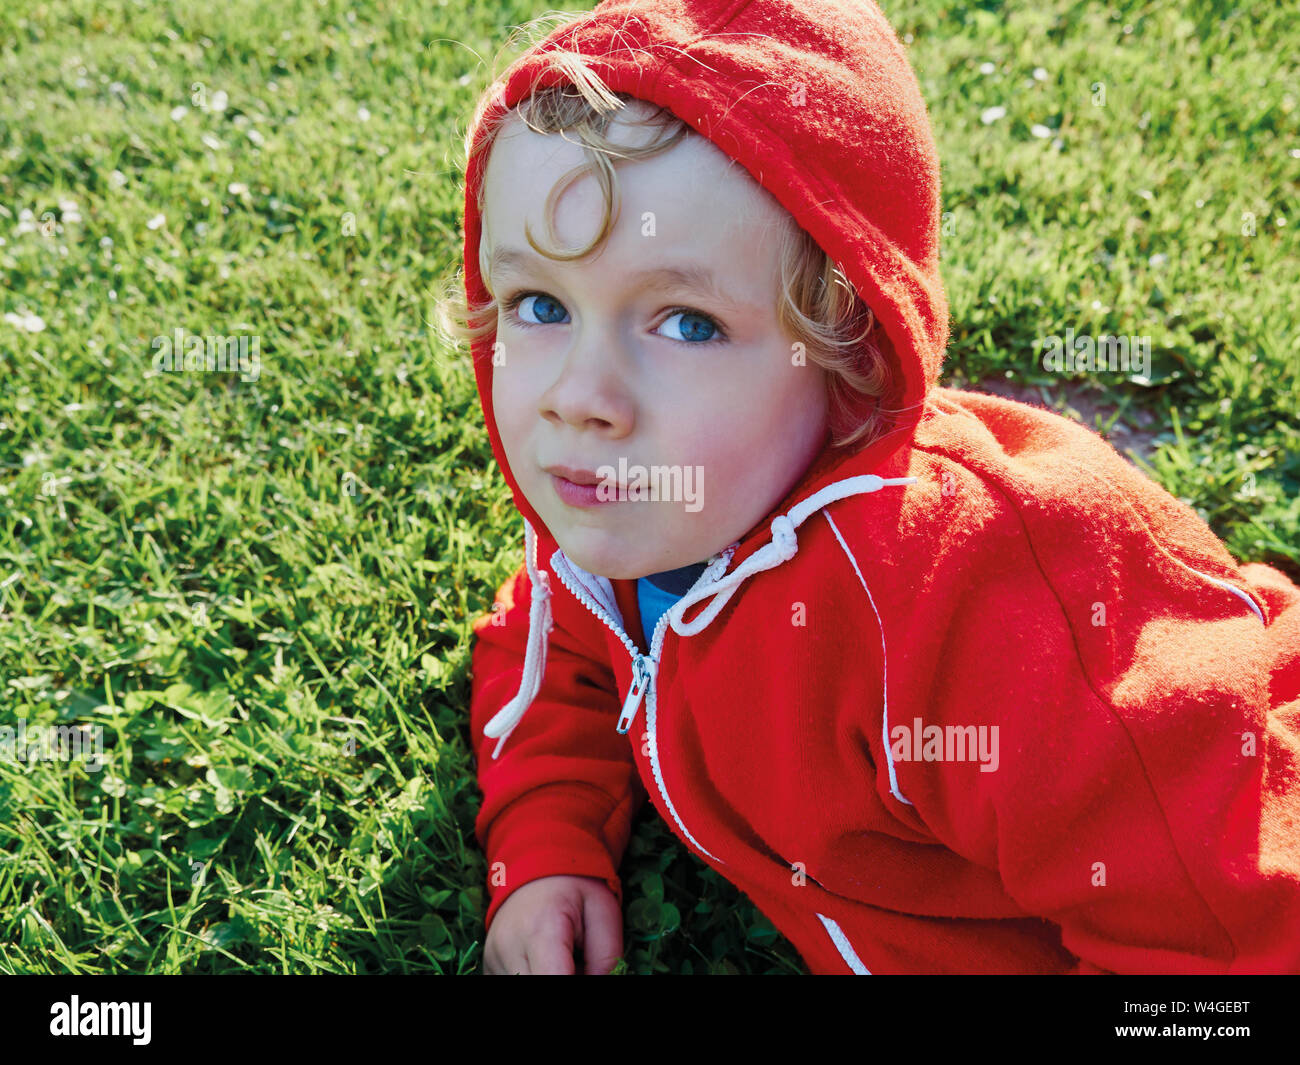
<box><xmin>461</xmin><ymin>0</ymin><xmax>950</xmax><ymax>548</ymax></box>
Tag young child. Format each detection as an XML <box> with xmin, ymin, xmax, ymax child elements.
<box><xmin>444</xmin><ymin>0</ymin><xmax>1300</xmax><ymax>974</ymax></box>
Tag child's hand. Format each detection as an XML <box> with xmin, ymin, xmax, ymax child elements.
<box><xmin>483</xmin><ymin>874</ymin><xmax>623</xmax><ymax>975</ymax></box>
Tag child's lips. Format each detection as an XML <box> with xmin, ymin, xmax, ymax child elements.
<box><xmin>549</xmin><ymin>472</ymin><xmax>626</xmax><ymax>508</ymax></box>
<box><xmin>543</xmin><ymin>463</ymin><xmax>623</xmax><ymax>486</ymax></box>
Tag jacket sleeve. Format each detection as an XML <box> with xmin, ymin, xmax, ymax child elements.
<box><xmin>895</xmin><ymin>442</ymin><xmax>1300</xmax><ymax>973</ymax></box>
<box><xmin>469</xmin><ymin>534</ymin><xmax>644</xmax><ymax>933</ymax></box>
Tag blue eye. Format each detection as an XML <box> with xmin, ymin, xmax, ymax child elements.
<box><xmin>657</xmin><ymin>310</ymin><xmax>719</xmax><ymax>343</ymax></box>
<box><xmin>502</xmin><ymin>292</ymin><xmax>726</xmax><ymax>345</ymax></box>
<box><xmin>508</xmin><ymin>293</ymin><xmax>569</xmax><ymax>325</ymax></box>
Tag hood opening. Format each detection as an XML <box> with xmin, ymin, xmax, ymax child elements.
<box><xmin>462</xmin><ymin>1</ymin><xmax>951</xmax><ymax>753</ymax></box>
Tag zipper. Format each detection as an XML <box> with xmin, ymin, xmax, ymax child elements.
<box><xmin>616</xmin><ymin>606</ymin><xmax>676</xmax><ymax>736</ymax></box>
<box><xmin>548</xmin><ymin>554</ymin><xmax>642</xmax><ymax>663</ymax></box>
<box><xmin>548</xmin><ymin>546</ymin><xmax>735</xmax><ymax>735</ymax></box>
<box><xmin>617</xmin><ymin>654</ymin><xmax>654</xmax><ymax>734</ymax></box>
<box><xmin>641</xmin><ymin>589</ymin><xmax>726</xmax><ymax>863</ymax></box>
<box><xmin>548</xmin><ymin>545</ymin><xmax>737</xmax><ymax>864</ymax></box>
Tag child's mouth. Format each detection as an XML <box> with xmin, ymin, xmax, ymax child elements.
<box><xmin>550</xmin><ymin>473</ymin><xmax>626</xmax><ymax>508</ymax></box>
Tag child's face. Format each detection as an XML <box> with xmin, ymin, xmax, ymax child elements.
<box><xmin>482</xmin><ymin>101</ymin><xmax>829</xmax><ymax>581</ymax></box>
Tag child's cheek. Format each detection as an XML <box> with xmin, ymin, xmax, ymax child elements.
<box><xmin>494</xmin><ymin>363</ymin><xmax>547</xmax><ymax>476</ymax></box>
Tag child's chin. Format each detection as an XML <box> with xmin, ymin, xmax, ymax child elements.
<box><xmin>554</xmin><ymin>534</ymin><xmax>641</xmax><ymax>582</ymax></box>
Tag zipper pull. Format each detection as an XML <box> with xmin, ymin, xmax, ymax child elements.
<box><xmin>616</xmin><ymin>654</ymin><xmax>654</xmax><ymax>735</ymax></box>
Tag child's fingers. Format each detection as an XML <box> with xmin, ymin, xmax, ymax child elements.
<box><xmin>483</xmin><ymin>938</ymin><xmax>523</xmax><ymax>975</ymax></box>
<box><xmin>578</xmin><ymin>888</ymin><xmax>623</xmax><ymax>975</ymax></box>
<box><xmin>525</xmin><ymin>915</ymin><xmax>578</xmax><ymax>975</ymax></box>
<box><xmin>486</xmin><ymin>923</ymin><xmax>537</xmax><ymax>974</ymax></box>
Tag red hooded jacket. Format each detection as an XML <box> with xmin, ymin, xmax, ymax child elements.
<box><xmin>463</xmin><ymin>0</ymin><xmax>1300</xmax><ymax>973</ymax></box>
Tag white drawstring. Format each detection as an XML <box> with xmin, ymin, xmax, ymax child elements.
<box><xmin>482</xmin><ymin>517</ymin><xmax>554</xmax><ymax>759</ymax></box>
<box><xmin>482</xmin><ymin>474</ymin><xmax>917</xmax><ymax>755</ymax></box>
<box><xmin>668</xmin><ymin>475</ymin><xmax>917</xmax><ymax>636</ymax></box>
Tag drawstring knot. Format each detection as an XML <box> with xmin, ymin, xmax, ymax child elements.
<box><xmin>769</xmin><ymin>515</ymin><xmax>797</xmax><ymax>562</ymax></box>
<box><xmin>482</xmin><ymin>475</ymin><xmax>917</xmax><ymax>755</ymax></box>
<box><xmin>669</xmin><ymin>475</ymin><xmax>917</xmax><ymax>637</ymax></box>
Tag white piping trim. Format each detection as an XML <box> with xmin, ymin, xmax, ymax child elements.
<box><xmin>668</xmin><ymin>475</ymin><xmax>917</xmax><ymax>637</ymax></box>
<box><xmin>1051</xmin><ymin>457</ymin><xmax>1269</xmax><ymax>627</ymax></box>
<box><xmin>1183</xmin><ymin>565</ymin><xmax>1265</xmax><ymax>624</ymax></box>
<box><xmin>816</xmin><ymin>912</ymin><xmax>871</xmax><ymax>974</ymax></box>
<box><xmin>823</xmin><ymin>509</ymin><xmax>912</xmax><ymax>806</ymax></box>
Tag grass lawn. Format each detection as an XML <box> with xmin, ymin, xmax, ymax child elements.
<box><xmin>0</xmin><ymin>0</ymin><xmax>1295</xmax><ymax>973</ymax></box>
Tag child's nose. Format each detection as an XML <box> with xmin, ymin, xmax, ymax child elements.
<box><xmin>538</xmin><ymin>330</ymin><xmax>636</xmax><ymax>435</ymax></box>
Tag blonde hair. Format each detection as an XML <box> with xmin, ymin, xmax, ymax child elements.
<box><xmin>437</xmin><ymin>38</ymin><xmax>892</xmax><ymax>451</ymax></box>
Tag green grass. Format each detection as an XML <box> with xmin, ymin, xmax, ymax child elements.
<box><xmin>0</xmin><ymin>0</ymin><xmax>1294</xmax><ymax>974</ymax></box>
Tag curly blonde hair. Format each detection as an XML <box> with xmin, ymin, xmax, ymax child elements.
<box><xmin>437</xmin><ymin>37</ymin><xmax>891</xmax><ymax>451</ymax></box>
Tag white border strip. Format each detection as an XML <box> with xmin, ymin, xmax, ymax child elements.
<box><xmin>824</xmin><ymin>509</ymin><xmax>912</xmax><ymax>806</ymax></box>
<box><xmin>816</xmin><ymin>912</ymin><xmax>872</xmax><ymax>974</ymax></box>
<box><xmin>1184</xmin><ymin>565</ymin><xmax>1265</xmax><ymax>623</ymax></box>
